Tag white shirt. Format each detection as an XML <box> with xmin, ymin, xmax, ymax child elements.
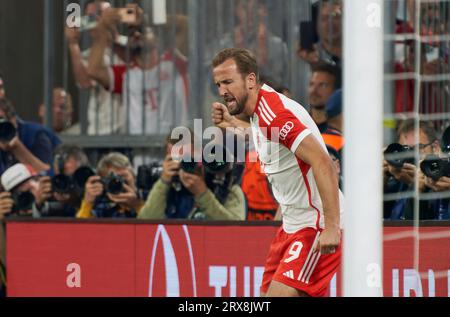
<box><xmin>82</xmin><ymin>48</ymin><xmax>124</xmax><ymax>135</ymax></box>
<box><xmin>110</xmin><ymin>51</ymin><xmax>188</xmax><ymax>135</ymax></box>
<box><xmin>250</xmin><ymin>84</ymin><xmax>344</xmax><ymax>233</ymax></box>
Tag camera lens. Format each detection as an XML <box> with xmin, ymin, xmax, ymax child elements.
<box><xmin>204</xmin><ymin>160</ymin><xmax>229</xmax><ymax>174</ymax></box>
<box><xmin>14</xmin><ymin>191</ymin><xmax>35</xmax><ymax>211</ymax></box>
<box><xmin>384</xmin><ymin>143</ymin><xmax>414</xmax><ymax>168</ymax></box>
<box><xmin>180</xmin><ymin>160</ymin><xmax>198</xmax><ymax>174</ymax></box>
<box><xmin>441</xmin><ymin>126</ymin><xmax>450</xmax><ymax>153</ymax></box>
<box><xmin>202</xmin><ymin>143</ymin><xmax>232</xmax><ymax>174</ymax></box>
<box><xmin>73</xmin><ymin>166</ymin><xmax>95</xmax><ymax>189</ymax></box>
<box><xmin>51</xmin><ymin>174</ymin><xmax>73</xmax><ymax>194</ymax></box>
<box><xmin>420</xmin><ymin>154</ymin><xmax>442</xmax><ymax>181</ymax></box>
<box><xmin>0</xmin><ymin>120</ymin><xmax>16</xmax><ymax>143</ymax></box>
<box><xmin>105</xmin><ymin>174</ymin><xmax>124</xmax><ymax>195</ymax></box>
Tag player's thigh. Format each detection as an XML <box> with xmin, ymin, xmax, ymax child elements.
<box><xmin>266</xmin><ymin>280</ymin><xmax>310</xmax><ymax>297</ymax></box>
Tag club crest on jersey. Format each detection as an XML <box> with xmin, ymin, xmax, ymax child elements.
<box><xmin>279</xmin><ymin>121</ymin><xmax>294</xmax><ymax>141</ymax></box>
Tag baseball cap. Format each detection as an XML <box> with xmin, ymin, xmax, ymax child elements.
<box><xmin>1</xmin><ymin>163</ymin><xmax>36</xmax><ymax>191</ymax></box>
<box><xmin>326</xmin><ymin>89</ymin><xmax>342</xmax><ymax>119</ymax></box>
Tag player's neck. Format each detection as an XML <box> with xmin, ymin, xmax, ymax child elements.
<box><xmin>244</xmin><ymin>84</ymin><xmax>261</xmax><ymax>116</ymax></box>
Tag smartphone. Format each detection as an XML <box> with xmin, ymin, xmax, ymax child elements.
<box><xmin>299</xmin><ymin>21</ymin><xmax>318</xmax><ymax>51</ymax></box>
<box><xmin>79</xmin><ymin>15</ymin><xmax>98</xmax><ymax>32</ymax></box>
<box><xmin>118</xmin><ymin>6</ymin><xmax>137</xmax><ymax>25</ymax></box>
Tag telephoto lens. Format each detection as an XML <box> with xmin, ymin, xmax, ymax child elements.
<box><xmin>136</xmin><ymin>163</ymin><xmax>162</xmax><ymax>191</ymax></box>
<box><xmin>202</xmin><ymin>143</ymin><xmax>233</xmax><ymax>174</ymax></box>
<box><xmin>420</xmin><ymin>155</ymin><xmax>450</xmax><ymax>181</ymax></box>
<box><xmin>73</xmin><ymin>166</ymin><xmax>96</xmax><ymax>190</ymax></box>
<box><xmin>0</xmin><ymin>118</ymin><xmax>16</xmax><ymax>143</ymax></box>
<box><xmin>51</xmin><ymin>174</ymin><xmax>74</xmax><ymax>194</ymax></box>
<box><xmin>180</xmin><ymin>160</ymin><xmax>200</xmax><ymax>174</ymax></box>
<box><xmin>384</xmin><ymin>143</ymin><xmax>415</xmax><ymax>168</ymax></box>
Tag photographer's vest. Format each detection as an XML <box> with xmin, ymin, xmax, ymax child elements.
<box><xmin>241</xmin><ymin>151</ymin><xmax>278</xmax><ymax>220</ymax></box>
<box><xmin>321</xmin><ymin>127</ymin><xmax>344</xmax><ymax>153</ymax></box>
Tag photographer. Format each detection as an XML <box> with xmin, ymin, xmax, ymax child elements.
<box><xmin>383</xmin><ymin>120</ymin><xmax>440</xmax><ymax>220</ymax></box>
<box><xmin>138</xmin><ymin>133</ymin><xmax>246</xmax><ymax>220</ymax></box>
<box><xmin>419</xmin><ymin>125</ymin><xmax>450</xmax><ymax>220</ymax></box>
<box><xmin>0</xmin><ymin>98</ymin><xmax>61</xmax><ymax>175</ymax></box>
<box><xmin>32</xmin><ymin>144</ymin><xmax>90</xmax><ymax>218</ymax></box>
<box><xmin>0</xmin><ymin>164</ymin><xmax>40</xmax><ymax>219</ymax></box>
<box><xmin>76</xmin><ymin>152</ymin><xmax>144</xmax><ymax>218</ymax></box>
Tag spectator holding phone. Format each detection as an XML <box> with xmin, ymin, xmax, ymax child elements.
<box><xmin>86</xmin><ymin>4</ymin><xmax>188</xmax><ymax>136</ymax></box>
<box><xmin>65</xmin><ymin>1</ymin><xmax>125</xmax><ymax>135</ymax></box>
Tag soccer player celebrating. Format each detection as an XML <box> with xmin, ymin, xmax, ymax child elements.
<box><xmin>211</xmin><ymin>48</ymin><xmax>344</xmax><ymax>297</ymax></box>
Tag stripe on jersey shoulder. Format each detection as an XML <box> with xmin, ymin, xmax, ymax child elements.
<box><xmin>260</xmin><ymin>96</ymin><xmax>277</xmax><ymax>119</ymax></box>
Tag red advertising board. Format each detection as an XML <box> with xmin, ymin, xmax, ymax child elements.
<box><xmin>5</xmin><ymin>221</ymin><xmax>450</xmax><ymax>297</ymax></box>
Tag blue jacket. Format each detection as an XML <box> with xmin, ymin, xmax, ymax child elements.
<box><xmin>0</xmin><ymin>119</ymin><xmax>61</xmax><ymax>175</ymax></box>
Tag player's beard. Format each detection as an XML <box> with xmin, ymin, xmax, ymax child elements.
<box><xmin>225</xmin><ymin>93</ymin><xmax>248</xmax><ymax>116</ymax></box>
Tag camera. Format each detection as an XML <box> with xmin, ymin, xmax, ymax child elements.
<box><xmin>136</xmin><ymin>163</ymin><xmax>163</xmax><ymax>191</ymax></box>
<box><xmin>11</xmin><ymin>191</ymin><xmax>35</xmax><ymax>213</ymax></box>
<box><xmin>103</xmin><ymin>173</ymin><xmax>125</xmax><ymax>195</ymax></box>
<box><xmin>51</xmin><ymin>166</ymin><xmax>95</xmax><ymax>194</ymax></box>
<box><xmin>420</xmin><ymin>154</ymin><xmax>450</xmax><ymax>181</ymax></box>
<box><xmin>202</xmin><ymin>143</ymin><xmax>233</xmax><ymax>174</ymax></box>
<box><xmin>384</xmin><ymin>143</ymin><xmax>415</xmax><ymax>168</ymax></box>
<box><xmin>180</xmin><ymin>160</ymin><xmax>201</xmax><ymax>174</ymax></box>
<box><xmin>420</xmin><ymin>126</ymin><xmax>450</xmax><ymax>181</ymax></box>
<box><xmin>117</xmin><ymin>5</ymin><xmax>138</xmax><ymax>25</ymax></box>
<box><xmin>0</xmin><ymin>118</ymin><xmax>16</xmax><ymax>143</ymax></box>
<box><xmin>440</xmin><ymin>125</ymin><xmax>450</xmax><ymax>153</ymax></box>
<box><xmin>51</xmin><ymin>174</ymin><xmax>74</xmax><ymax>194</ymax></box>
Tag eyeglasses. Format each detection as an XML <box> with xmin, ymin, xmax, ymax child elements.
<box><xmin>417</xmin><ymin>142</ymin><xmax>435</xmax><ymax>150</ymax></box>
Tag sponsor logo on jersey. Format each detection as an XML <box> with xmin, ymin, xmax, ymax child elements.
<box><xmin>280</xmin><ymin>121</ymin><xmax>294</xmax><ymax>141</ymax></box>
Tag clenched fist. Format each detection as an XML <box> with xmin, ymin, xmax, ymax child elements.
<box><xmin>211</xmin><ymin>102</ymin><xmax>234</xmax><ymax>129</ymax></box>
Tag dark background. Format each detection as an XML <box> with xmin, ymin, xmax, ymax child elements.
<box><xmin>0</xmin><ymin>0</ymin><xmax>76</xmax><ymax>123</ymax></box>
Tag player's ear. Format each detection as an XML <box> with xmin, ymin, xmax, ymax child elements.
<box><xmin>246</xmin><ymin>72</ymin><xmax>257</xmax><ymax>89</ymax></box>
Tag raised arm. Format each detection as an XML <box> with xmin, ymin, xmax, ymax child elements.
<box><xmin>1</xmin><ymin>136</ymin><xmax>50</xmax><ymax>173</ymax></box>
<box><xmin>86</xmin><ymin>9</ymin><xmax>120</xmax><ymax>90</ymax></box>
<box><xmin>65</xmin><ymin>27</ymin><xmax>94</xmax><ymax>89</ymax></box>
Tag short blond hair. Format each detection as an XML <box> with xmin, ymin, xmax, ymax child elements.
<box><xmin>97</xmin><ymin>152</ymin><xmax>133</xmax><ymax>177</ymax></box>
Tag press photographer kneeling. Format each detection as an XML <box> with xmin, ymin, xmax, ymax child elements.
<box><xmin>77</xmin><ymin>152</ymin><xmax>144</xmax><ymax>218</ymax></box>
<box><xmin>138</xmin><ymin>134</ymin><xmax>246</xmax><ymax>220</ymax></box>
